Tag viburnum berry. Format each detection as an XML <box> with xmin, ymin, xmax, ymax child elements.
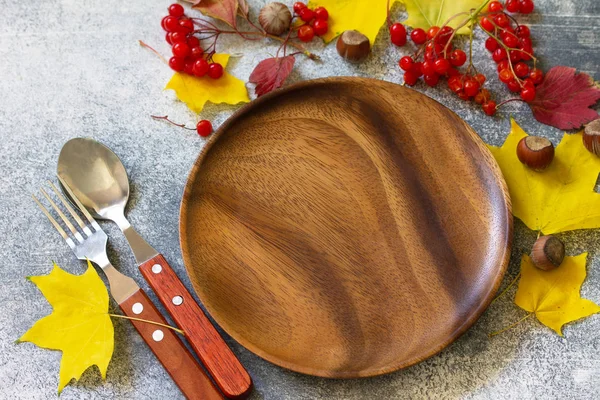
<box><xmin>503</xmin><ymin>33</ymin><xmax>519</xmax><ymax>48</ymax></box>
<box><xmin>313</xmin><ymin>19</ymin><xmax>328</xmax><ymax>36</ymax></box>
<box><xmin>457</xmin><ymin>90</ymin><xmax>471</xmax><ymax>101</ymax></box>
<box><xmin>433</xmin><ymin>58</ymin><xmax>450</xmax><ymax>75</ymax></box>
<box><xmin>494</xmin><ymin>13</ymin><xmax>510</xmax><ymax>28</ymax></box>
<box><xmin>519</xmin><ymin>0</ymin><xmax>535</xmax><ymax>14</ymax></box>
<box><xmin>475</xmin><ymin>73</ymin><xmax>486</xmax><ymax>85</ymax></box>
<box><xmin>403</xmin><ymin>70</ymin><xmax>419</xmax><ymax>86</ymax></box>
<box><xmin>192</xmin><ymin>58</ymin><xmax>209</xmax><ymax>77</ymax></box>
<box><xmin>520</xmin><ymin>86</ymin><xmax>536</xmax><ymax>101</ymax></box>
<box><xmin>464</xmin><ymin>79</ymin><xmax>480</xmax><ymax>97</ymax></box>
<box><xmin>422</xmin><ymin>60</ymin><xmax>436</xmax><ymax>76</ymax></box>
<box><xmin>399</xmin><ymin>56</ymin><xmax>414</xmax><ymax>71</ymax></box>
<box><xmin>507</xmin><ymin>80</ymin><xmax>521</xmax><ymax>92</ymax></box>
<box><xmin>293</xmin><ymin>2</ymin><xmax>306</xmax><ymax>14</ymax></box>
<box><xmin>410</xmin><ymin>28</ymin><xmax>427</xmax><ymax>44</ymax></box>
<box><xmin>299</xmin><ymin>7</ymin><xmax>314</xmax><ymax>22</ymax></box>
<box><xmin>448</xmin><ymin>75</ymin><xmax>464</xmax><ymax>93</ymax></box>
<box><xmin>436</xmin><ymin>26</ymin><xmax>454</xmax><ymax>44</ymax></box>
<box><xmin>530</xmin><ymin>68</ymin><xmax>544</xmax><ymax>84</ymax></box>
<box><xmin>449</xmin><ymin>49</ymin><xmax>466</xmax><ymax>66</ymax></box>
<box><xmin>427</xmin><ymin>26</ymin><xmax>440</xmax><ymax>40</ymax></box>
<box><xmin>425</xmin><ymin>42</ymin><xmax>443</xmax><ymax>56</ymax></box>
<box><xmin>196</xmin><ymin>120</ymin><xmax>213</xmax><ymax>137</ymax></box>
<box><xmin>172</xmin><ymin>42</ymin><xmax>190</xmax><ymax>58</ymax></box>
<box><xmin>482</xmin><ymin>101</ymin><xmax>497</xmax><ymax>116</ymax></box>
<box><xmin>514</xmin><ymin>61</ymin><xmax>530</xmax><ymax>78</ymax></box>
<box><xmin>497</xmin><ymin>60</ymin><xmax>510</xmax><ymax>73</ymax></box>
<box><xmin>509</xmin><ymin>50</ymin><xmax>522</xmax><ymax>63</ymax></box>
<box><xmin>390</xmin><ymin>23</ymin><xmax>407</xmax><ymax>46</ymax></box>
<box><xmin>314</xmin><ymin>6</ymin><xmax>329</xmax><ymax>20</ymax></box>
<box><xmin>523</xmin><ymin>77</ymin><xmax>536</xmax><ymax>88</ymax></box>
<box><xmin>170</xmin><ymin>31</ymin><xmax>187</xmax><ymax>44</ymax></box>
<box><xmin>190</xmin><ymin>46</ymin><xmax>203</xmax><ymax>59</ymax></box>
<box><xmin>168</xmin><ymin>3</ymin><xmax>185</xmax><ymax>18</ymax></box>
<box><xmin>447</xmin><ymin>68</ymin><xmax>460</xmax><ymax>77</ymax></box>
<box><xmin>179</xmin><ymin>18</ymin><xmax>194</xmax><ymax>33</ymax></box>
<box><xmin>488</xmin><ymin>1</ymin><xmax>504</xmax><ymax>12</ymax></box>
<box><xmin>163</xmin><ymin>16</ymin><xmax>179</xmax><ymax>32</ymax></box>
<box><xmin>188</xmin><ymin>36</ymin><xmax>200</xmax><ymax>48</ymax></box>
<box><xmin>423</xmin><ymin>73</ymin><xmax>440</xmax><ymax>87</ymax></box>
<box><xmin>169</xmin><ymin>56</ymin><xmax>185</xmax><ymax>72</ymax></box>
<box><xmin>474</xmin><ymin>88</ymin><xmax>491</xmax><ymax>104</ymax></box>
<box><xmin>207</xmin><ymin>62</ymin><xmax>224</xmax><ymax>79</ymax></box>
<box><xmin>499</xmin><ymin>68</ymin><xmax>514</xmax><ymax>83</ymax></box>
<box><xmin>298</xmin><ymin>24</ymin><xmax>315</xmax><ymax>42</ymax></box>
<box><xmin>516</xmin><ymin>25</ymin><xmax>531</xmax><ymax>38</ymax></box>
<box><xmin>184</xmin><ymin>59</ymin><xmax>195</xmax><ymax>75</ymax></box>
<box><xmin>480</xmin><ymin>17</ymin><xmax>494</xmax><ymax>32</ymax></box>
<box><xmin>506</xmin><ymin>0</ymin><xmax>520</xmax><ymax>13</ymax></box>
<box><xmin>166</xmin><ymin>32</ymin><xmax>173</xmax><ymax>45</ymax></box>
<box><xmin>519</xmin><ymin>36</ymin><xmax>532</xmax><ymax>48</ymax></box>
<box><xmin>520</xmin><ymin>45</ymin><xmax>533</xmax><ymax>61</ymax></box>
<box><xmin>485</xmin><ymin>37</ymin><xmax>499</xmax><ymax>52</ymax></box>
<box><xmin>412</xmin><ymin>62</ymin><xmax>424</xmax><ymax>77</ymax></box>
<box><xmin>492</xmin><ymin>48</ymin><xmax>508</xmax><ymax>62</ymax></box>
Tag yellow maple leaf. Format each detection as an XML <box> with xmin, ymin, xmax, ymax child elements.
<box><xmin>165</xmin><ymin>53</ymin><xmax>249</xmax><ymax>113</ymax></box>
<box><xmin>515</xmin><ymin>253</ymin><xmax>600</xmax><ymax>335</ymax></box>
<box><xmin>488</xmin><ymin>118</ymin><xmax>600</xmax><ymax>234</ymax></box>
<box><xmin>402</xmin><ymin>0</ymin><xmax>483</xmax><ymax>34</ymax></box>
<box><xmin>18</xmin><ymin>262</ymin><xmax>114</xmax><ymax>394</ymax></box>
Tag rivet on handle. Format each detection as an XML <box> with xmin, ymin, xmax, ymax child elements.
<box><xmin>152</xmin><ymin>264</ymin><xmax>162</xmax><ymax>274</ymax></box>
<box><xmin>132</xmin><ymin>302</ymin><xmax>144</xmax><ymax>314</ymax></box>
<box><xmin>172</xmin><ymin>296</ymin><xmax>183</xmax><ymax>306</ymax></box>
<box><xmin>152</xmin><ymin>330</ymin><xmax>164</xmax><ymax>342</ymax></box>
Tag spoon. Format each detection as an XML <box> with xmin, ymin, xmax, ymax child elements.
<box><xmin>57</xmin><ymin>138</ymin><xmax>252</xmax><ymax>399</ymax></box>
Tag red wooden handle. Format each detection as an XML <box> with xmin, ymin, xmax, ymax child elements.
<box><xmin>120</xmin><ymin>289</ymin><xmax>222</xmax><ymax>400</ymax></box>
<box><xmin>140</xmin><ymin>254</ymin><xmax>252</xmax><ymax>399</ymax></box>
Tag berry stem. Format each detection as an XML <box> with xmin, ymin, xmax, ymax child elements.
<box><xmin>490</xmin><ymin>272</ymin><xmax>521</xmax><ymax>304</ymax></box>
<box><xmin>495</xmin><ymin>97</ymin><xmax>527</xmax><ymax>108</ymax></box>
<box><xmin>151</xmin><ymin>115</ymin><xmax>196</xmax><ymax>130</ymax></box>
<box><xmin>139</xmin><ymin>40</ymin><xmax>168</xmax><ymax>65</ymax></box>
<box><xmin>488</xmin><ymin>312</ymin><xmax>532</xmax><ymax>338</ymax></box>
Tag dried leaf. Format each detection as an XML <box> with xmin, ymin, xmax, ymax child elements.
<box><xmin>193</xmin><ymin>0</ymin><xmax>239</xmax><ymax>27</ymax></box>
<box><xmin>528</xmin><ymin>66</ymin><xmax>600</xmax><ymax>130</ymax></box>
<box><xmin>402</xmin><ymin>0</ymin><xmax>482</xmax><ymax>34</ymax></box>
<box><xmin>18</xmin><ymin>262</ymin><xmax>114</xmax><ymax>393</ymax></box>
<box><xmin>515</xmin><ymin>253</ymin><xmax>600</xmax><ymax>335</ymax></box>
<box><xmin>237</xmin><ymin>0</ymin><xmax>249</xmax><ymax>17</ymax></box>
<box><xmin>249</xmin><ymin>56</ymin><xmax>295</xmax><ymax>97</ymax></box>
<box><xmin>165</xmin><ymin>53</ymin><xmax>250</xmax><ymax>113</ymax></box>
<box><xmin>182</xmin><ymin>0</ymin><xmax>202</xmax><ymax>6</ymax></box>
<box><xmin>487</xmin><ymin>118</ymin><xmax>600</xmax><ymax>235</ymax></box>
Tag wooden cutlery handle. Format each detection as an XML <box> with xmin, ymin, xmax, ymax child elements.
<box><xmin>120</xmin><ymin>288</ymin><xmax>222</xmax><ymax>400</ymax></box>
<box><xmin>140</xmin><ymin>254</ymin><xmax>253</xmax><ymax>399</ymax></box>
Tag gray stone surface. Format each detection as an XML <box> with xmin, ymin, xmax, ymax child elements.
<box><xmin>0</xmin><ymin>0</ymin><xmax>599</xmax><ymax>399</ymax></box>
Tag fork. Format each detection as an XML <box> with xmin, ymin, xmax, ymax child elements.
<box><xmin>33</xmin><ymin>177</ymin><xmax>222</xmax><ymax>400</ymax></box>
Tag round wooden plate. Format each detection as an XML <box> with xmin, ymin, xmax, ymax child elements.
<box><xmin>180</xmin><ymin>77</ymin><xmax>512</xmax><ymax>378</ymax></box>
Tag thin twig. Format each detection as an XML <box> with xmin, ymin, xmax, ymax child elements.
<box><xmin>490</xmin><ymin>272</ymin><xmax>521</xmax><ymax>304</ymax></box>
<box><xmin>109</xmin><ymin>314</ymin><xmax>185</xmax><ymax>335</ymax></box>
<box><xmin>151</xmin><ymin>115</ymin><xmax>196</xmax><ymax>131</ymax></box>
<box><xmin>489</xmin><ymin>313</ymin><xmax>533</xmax><ymax>338</ymax></box>
<box><xmin>139</xmin><ymin>40</ymin><xmax>168</xmax><ymax>65</ymax></box>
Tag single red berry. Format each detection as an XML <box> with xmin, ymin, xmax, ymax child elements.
<box><xmin>482</xmin><ymin>101</ymin><xmax>497</xmax><ymax>116</ymax></box>
<box><xmin>299</xmin><ymin>7</ymin><xmax>314</xmax><ymax>22</ymax></box>
<box><xmin>488</xmin><ymin>1</ymin><xmax>504</xmax><ymax>12</ymax></box>
<box><xmin>436</xmin><ymin>26</ymin><xmax>454</xmax><ymax>44</ymax></box>
<box><xmin>188</xmin><ymin>36</ymin><xmax>200</xmax><ymax>48</ymax></box>
<box><xmin>166</xmin><ymin>32</ymin><xmax>173</xmax><ymax>45</ymax></box>
<box><xmin>499</xmin><ymin>68</ymin><xmax>514</xmax><ymax>83</ymax></box>
<box><xmin>507</xmin><ymin>80</ymin><xmax>521</xmax><ymax>92</ymax></box>
<box><xmin>390</xmin><ymin>23</ymin><xmax>407</xmax><ymax>46</ymax></box>
<box><xmin>314</xmin><ymin>6</ymin><xmax>329</xmax><ymax>20</ymax></box>
<box><xmin>172</xmin><ymin>42</ymin><xmax>190</xmax><ymax>58</ymax></box>
<box><xmin>179</xmin><ymin>18</ymin><xmax>194</xmax><ymax>33</ymax></box>
<box><xmin>475</xmin><ymin>73</ymin><xmax>486</xmax><ymax>85</ymax></box>
<box><xmin>207</xmin><ymin>62</ymin><xmax>224</xmax><ymax>79</ymax></box>
<box><xmin>519</xmin><ymin>45</ymin><xmax>533</xmax><ymax>61</ymax></box>
<box><xmin>497</xmin><ymin>60</ymin><xmax>510</xmax><ymax>74</ymax></box>
<box><xmin>503</xmin><ymin>33</ymin><xmax>519</xmax><ymax>48</ymax></box>
<box><xmin>412</xmin><ymin>62</ymin><xmax>424</xmax><ymax>77</ymax></box>
<box><xmin>410</xmin><ymin>28</ymin><xmax>427</xmax><ymax>44</ymax></box>
<box><xmin>530</xmin><ymin>68</ymin><xmax>544</xmax><ymax>84</ymax></box>
<box><xmin>506</xmin><ymin>0</ymin><xmax>519</xmax><ymax>13</ymax></box>
<box><xmin>492</xmin><ymin>48</ymin><xmax>508</xmax><ymax>62</ymax></box>
<box><xmin>457</xmin><ymin>90</ymin><xmax>471</xmax><ymax>101</ymax></box>
<box><xmin>447</xmin><ymin>68</ymin><xmax>460</xmax><ymax>77</ymax></box>
<box><xmin>494</xmin><ymin>13</ymin><xmax>510</xmax><ymax>28</ymax></box>
<box><xmin>519</xmin><ymin>0</ymin><xmax>535</xmax><ymax>14</ymax></box>
<box><xmin>422</xmin><ymin>60</ymin><xmax>436</xmax><ymax>76</ymax></box>
<box><xmin>403</xmin><ymin>70</ymin><xmax>419</xmax><ymax>86</ymax></box>
<box><xmin>424</xmin><ymin>50</ymin><xmax>436</xmax><ymax>62</ymax></box>
<box><xmin>293</xmin><ymin>2</ymin><xmax>306</xmax><ymax>14</ymax></box>
<box><xmin>423</xmin><ymin>73</ymin><xmax>440</xmax><ymax>87</ymax></box>
<box><xmin>184</xmin><ymin>59</ymin><xmax>195</xmax><ymax>75</ymax></box>
<box><xmin>190</xmin><ymin>46</ymin><xmax>203</xmax><ymax>59</ymax></box>
<box><xmin>399</xmin><ymin>56</ymin><xmax>414</xmax><ymax>72</ymax></box>
<box><xmin>523</xmin><ymin>77</ymin><xmax>536</xmax><ymax>88</ymax></box>
<box><xmin>516</xmin><ymin>25</ymin><xmax>531</xmax><ymax>38</ymax></box>
<box><xmin>520</xmin><ymin>86</ymin><xmax>536</xmax><ymax>101</ymax></box>
<box><xmin>474</xmin><ymin>89</ymin><xmax>491</xmax><ymax>104</ymax></box>
<box><xmin>196</xmin><ymin>120</ymin><xmax>212</xmax><ymax>137</ymax></box>
<box><xmin>168</xmin><ymin>3</ymin><xmax>185</xmax><ymax>17</ymax></box>
<box><xmin>509</xmin><ymin>50</ymin><xmax>521</xmax><ymax>63</ymax></box>
<box><xmin>298</xmin><ymin>24</ymin><xmax>315</xmax><ymax>42</ymax></box>
<box><xmin>425</xmin><ymin>41</ymin><xmax>443</xmax><ymax>56</ymax></box>
<box><xmin>514</xmin><ymin>62</ymin><xmax>530</xmax><ymax>78</ymax></box>
<box><xmin>434</xmin><ymin>58</ymin><xmax>450</xmax><ymax>75</ymax></box>
<box><xmin>480</xmin><ymin>17</ymin><xmax>494</xmax><ymax>31</ymax></box>
<box><xmin>170</xmin><ymin>31</ymin><xmax>187</xmax><ymax>44</ymax></box>
<box><xmin>427</xmin><ymin>26</ymin><xmax>440</xmax><ymax>40</ymax></box>
<box><xmin>163</xmin><ymin>16</ymin><xmax>179</xmax><ymax>32</ymax></box>
<box><xmin>485</xmin><ymin>37</ymin><xmax>499</xmax><ymax>52</ymax></box>
<box><xmin>313</xmin><ymin>19</ymin><xmax>328</xmax><ymax>36</ymax></box>
<box><xmin>448</xmin><ymin>75</ymin><xmax>464</xmax><ymax>93</ymax></box>
<box><xmin>192</xmin><ymin>58</ymin><xmax>209</xmax><ymax>77</ymax></box>
<box><xmin>464</xmin><ymin>79</ymin><xmax>480</xmax><ymax>97</ymax></box>
<box><xmin>449</xmin><ymin>49</ymin><xmax>466</xmax><ymax>66</ymax></box>
<box><xmin>519</xmin><ymin>36</ymin><xmax>533</xmax><ymax>48</ymax></box>
<box><xmin>169</xmin><ymin>56</ymin><xmax>185</xmax><ymax>72</ymax></box>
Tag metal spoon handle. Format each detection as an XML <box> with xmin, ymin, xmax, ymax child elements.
<box><xmin>139</xmin><ymin>254</ymin><xmax>253</xmax><ymax>399</ymax></box>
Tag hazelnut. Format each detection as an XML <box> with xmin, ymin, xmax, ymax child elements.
<box><xmin>531</xmin><ymin>235</ymin><xmax>565</xmax><ymax>271</ymax></box>
<box><xmin>259</xmin><ymin>2</ymin><xmax>292</xmax><ymax>36</ymax></box>
<box><xmin>583</xmin><ymin>118</ymin><xmax>600</xmax><ymax>156</ymax></box>
<box><xmin>516</xmin><ymin>136</ymin><xmax>554</xmax><ymax>171</ymax></box>
<box><xmin>336</xmin><ymin>30</ymin><xmax>370</xmax><ymax>62</ymax></box>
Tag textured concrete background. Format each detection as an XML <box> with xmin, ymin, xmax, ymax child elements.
<box><xmin>1</xmin><ymin>0</ymin><xmax>599</xmax><ymax>399</ymax></box>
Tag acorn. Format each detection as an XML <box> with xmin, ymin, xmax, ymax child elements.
<box><xmin>583</xmin><ymin>118</ymin><xmax>600</xmax><ymax>156</ymax></box>
<box><xmin>516</xmin><ymin>136</ymin><xmax>554</xmax><ymax>171</ymax></box>
<box><xmin>336</xmin><ymin>30</ymin><xmax>370</xmax><ymax>62</ymax></box>
<box><xmin>531</xmin><ymin>235</ymin><xmax>565</xmax><ymax>271</ymax></box>
<box><xmin>259</xmin><ymin>2</ymin><xmax>292</xmax><ymax>36</ymax></box>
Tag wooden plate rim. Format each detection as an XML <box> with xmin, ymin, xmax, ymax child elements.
<box><xmin>179</xmin><ymin>77</ymin><xmax>513</xmax><ymax>378</ymax></box>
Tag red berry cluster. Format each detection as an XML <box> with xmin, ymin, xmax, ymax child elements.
<box><xmin>293</xmin><ymin>2</ymin><xmax>329</xmax><ymax>42</ymax></box>
<box><xmin>481</xmin><ymin>1</ymin><xmax>542</xmax><ymax>103</ymax></box>
<box><xmin>161</xmin><ymin>4</ymin><xmax>223</xmax><ymax>79</ymax></box>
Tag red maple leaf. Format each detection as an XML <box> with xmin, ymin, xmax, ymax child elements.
<box><xmin>528</xmin><ymin>66</ymin><xmax>600</xmax><ymax>130</ymax></box>
<box><xmin>249</xmin><ymin>56</ymin><xmax>295</xmax><ymax>97</ymax></box>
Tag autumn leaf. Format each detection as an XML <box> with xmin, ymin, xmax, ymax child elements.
<box><xmin>402</xmin><ymin>0</ymin><xmax>482</xmax><ymax>34</ymax></box>
<box><xmin>488</xmin><ymin>118</ymin><xmax>600</xmax><ymax>235</ymax></box>
<box><xmin>515</xmin><ymin>253</ymin><xmax>600</xmax><ymax>335</ymax></box>
<box><xmin>18</xmin><ymin>262</ymin><xmax>114</xmax><ymax>394</ymax></box>
<box><xmin>249</xmin><ymin>56</ymin><xmax>295</xmax><ymax>97</ymax></box>
<box><xmin>192</xmin><ymin>0</ymin><xmax>239</xmax><ymax>27</ymax></box>
<box><xmin>528</xmin><ymin>66</ymin><xmax>600</xmax><ymax>130</ymax></box>
<box><xmin>165</xmin><ymin>53</ymin><xmax>250</xmax><ymax>113</ymax></box>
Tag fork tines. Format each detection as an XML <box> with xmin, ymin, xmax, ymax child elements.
<box><xmin>32</xmin><ymin>177</ymin><xmax>99</xmax><ymax>249</ymax></box>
